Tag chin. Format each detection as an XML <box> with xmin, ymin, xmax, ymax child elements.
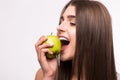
<box><xmin>60</xmin><ymin>55</ymin><xmax>73</xmax><ymax>62</ymax></box>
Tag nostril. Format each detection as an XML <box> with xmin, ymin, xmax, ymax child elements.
<box><xmin>57</xmin><ymin>27</ymin><xmax>65</xmax><ymax>34</ymax></box>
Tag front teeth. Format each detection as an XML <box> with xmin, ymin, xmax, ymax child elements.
<box><xmin>59</xmin><ymin>37</ymin><xmax>68</xmax><ymax>41</ymax></box>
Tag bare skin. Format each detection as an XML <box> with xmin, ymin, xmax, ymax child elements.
<box><xmin>35</xmin><ymin>5</ymin><xmax>76</xmax><ymax>80</ymax></box>
<box><xmin>35</xmin><ymin>69</ymin><xmax>43</xmax><ymax>80</ymax></box>
<box><xmin>35</xmin><ymin>69</ymin><xmax>77</xmax><ymax>80</ymax></box>
<box><xmin>35</xmin><ymin>36</ymin><xmax>58</xmax><ymax>80</ymax></box>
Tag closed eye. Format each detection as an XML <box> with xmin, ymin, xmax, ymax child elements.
<box><xmin>70</xmin><ymin>22</ymin><xmax>76</xmax><ymax>26</ymax></box>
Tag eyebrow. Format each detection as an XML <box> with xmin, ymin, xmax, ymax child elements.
<box><xmin>60</xmin><ymin>15</ymin><xmax>76</xmax><ymax>21</ymax></box>
<box><xmin>67</xmin><ymin>15</ymin><xmax>76</xmax><ymax>19</ymax></box>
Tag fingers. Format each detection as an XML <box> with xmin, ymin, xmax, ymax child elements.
<box><xmin>35</xmin><ymin>35</ymin><xmax>53</xmax><ymax>63</ymax></box>
<box><xmin>36</xmin><ymin>43</ymin><xmax>53</xmax><ymax>57</ymax></box>
<box><xmin>38</xmin><ymin>48</ymin><xmax>51</xmax><ymax>64</ymax></box>
<box><xmin>35</xmin><ymin>35</ymin><xmax>47</xmax><ymax>56</ymax></box>
<box><xmin>35</xmin><ymin>35</ymin><xmax>47</xmax><ymax>49</ymax></box>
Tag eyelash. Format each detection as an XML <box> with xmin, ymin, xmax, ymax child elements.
<box><xmin>70</xmin><ymin>22</ymin><xmax>76</xmax><ymax>26</ymax></box>
<box><xmin>59</xmin><ymin>20</ymin><xmax>76</xmax><ymax>26</ymax></box>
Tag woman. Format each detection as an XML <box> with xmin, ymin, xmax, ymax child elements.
<box><xmin>35</xmin><ymin>1</ymin><xmax>117</xmax><ymax>80</ymax></box>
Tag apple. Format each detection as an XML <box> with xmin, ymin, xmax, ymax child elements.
<box><xmin>44</xmin><ymin>34</ymin><xmax>61</xmax><ymax>59</ymax></box>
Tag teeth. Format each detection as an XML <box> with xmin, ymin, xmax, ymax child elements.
<box><xmin>59</xmin><ymin>37</ymin><xmax>70</xmax><ymax>45</ymax></box>
<box><xmin>59</xmin><ymin>37</ymin><xmax>68</xmax><ymax>41</ymax></box>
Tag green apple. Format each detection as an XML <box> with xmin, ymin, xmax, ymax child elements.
<box><xmin>44</xmin><ymin>34</ymin><xmax>61</xmax><ymax>59</ymax></box>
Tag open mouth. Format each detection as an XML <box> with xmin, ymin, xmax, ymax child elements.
<box><xmin>59</xmin><ymin>37</ymin><xmax>70</xmax><ymax>47</ymax></box>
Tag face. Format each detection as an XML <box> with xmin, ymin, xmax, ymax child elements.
<box><xmin>57</xmin><ymin>5</ymin><xmax>76</xmax><ymax>61</ymax></box>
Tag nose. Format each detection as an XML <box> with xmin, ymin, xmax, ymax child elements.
<box><xmin>57</xmin><ymin>22</ymin><xmax>66</xmax><ymax>33</ymax></box>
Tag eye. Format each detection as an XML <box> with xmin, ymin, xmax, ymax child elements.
<box><xmin>70</xmin><ymin>22</ymin><xmax>76</xmax><ymax>26</ymax></box>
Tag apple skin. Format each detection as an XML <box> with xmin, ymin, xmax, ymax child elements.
<box><xmin>44</xmin><ymin>35</ymin><xmax>61</xmax><ymax>59</ymax></box>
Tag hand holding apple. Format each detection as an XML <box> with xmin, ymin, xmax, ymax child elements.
<box><xmin>44</xmin><ymin>34</ymin><xmax>61</xmax><ymax>59</ymax></box>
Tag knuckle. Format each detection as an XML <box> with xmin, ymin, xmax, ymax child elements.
<box><xmin>38</xmin><ymin>46</ymin><xmax>42</xmax><ymax>50</ymax></box>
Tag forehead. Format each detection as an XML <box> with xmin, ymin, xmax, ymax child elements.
<box><xmin>62</xmin><ymin>5</ymin><xmax>76</xmax><ymax>17</ymax></box>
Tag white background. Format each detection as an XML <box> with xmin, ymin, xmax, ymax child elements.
<box><xmin>0</xmin><ymin>0</ymin><xmax>120</xmax><ymax>80</ymax></box>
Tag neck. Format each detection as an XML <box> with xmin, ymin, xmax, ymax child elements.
<box><xmin>72</xmin><ymin>74</ymin><xmax>77</xmax><ymax>80</ymax></box>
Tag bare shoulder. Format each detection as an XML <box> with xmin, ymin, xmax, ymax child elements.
<box><xmin>117</xmin><ymin>73</ymin><xmax>120</xmax><ymax>80</ymax></box>
<box><xmin>35</xmin><ymin>68</ymin><xmax>43</xmax><ymax>80</ymax></box>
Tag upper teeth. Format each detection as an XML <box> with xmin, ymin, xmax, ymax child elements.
<box><xmin>59</xmin><ymin>37</ymin><xmax>68</xmax><ymax>41</ymax></box>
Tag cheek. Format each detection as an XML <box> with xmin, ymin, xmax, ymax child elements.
<box><xmin>70</xmin><ymin>29</ymin><xmax>76</xmax><ymax>46</ymax></box>
<box><xmin>70</xmin><ymin>31</ymin><xmax>76</xmax><ymax>53</ymax></box>
<box><xmin>71</xmin><ymin>29</ymin><xmax>76</xmax><ymax>55</ymax></box>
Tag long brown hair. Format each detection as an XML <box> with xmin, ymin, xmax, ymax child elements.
<box><xmin>58</xmin><ymin>1</ymin><xmax>117</xmax><ymax>80</ymax></box>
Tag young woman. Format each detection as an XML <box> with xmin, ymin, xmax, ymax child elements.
<box><xmin>35</xmin><ymin>1</ymin><xmax>117</xmax><ymax>80</ymax></box>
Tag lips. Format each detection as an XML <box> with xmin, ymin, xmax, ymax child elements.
<box><xmin>59</xmin><ymin>37</ymin><xmax>70</xmax><ymax>51</ymax></box>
